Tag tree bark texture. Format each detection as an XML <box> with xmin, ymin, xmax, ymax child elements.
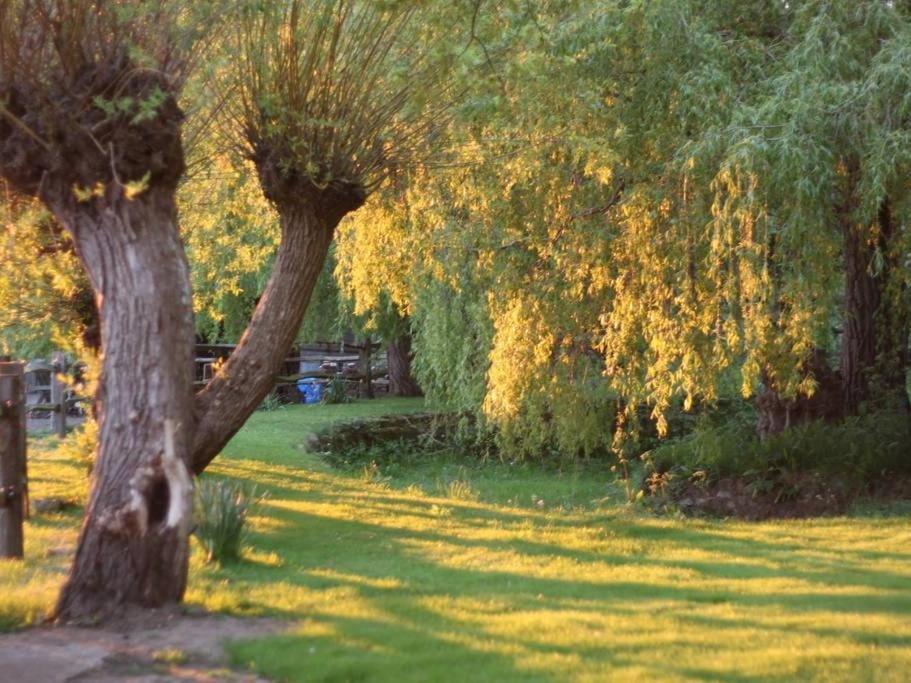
<box><xmin>48</xmin><ymin>187</ymin><xmax>196</xmax><ymax>622</ymax></box>
<box><xmin>840</xmin><ymin>197</ymin><xmax>909</xmax><ymax>414</ymax></box>
<box><xmin>388</xmin><ymin>332</ymin><xmax>423</xmax><ymax>397</ymax></box>
<box><xmin>191</xmin><ymin>202</ymin><xmax>341</xmax><ymax>473</ymax></box>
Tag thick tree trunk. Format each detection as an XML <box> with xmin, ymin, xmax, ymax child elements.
<box><xmin>841</xmin><ymin>221</ymin><xmax>880</xmax><ymax>413</ymax></box>
<box><xmin>388</xmin><ymin>331</ymin><xmax>422</xmax><ymax>397</ymax></box>
<box><xmin>191</xmin><ymin>202</ymin><xmax>343</xmax><ymax>473</ymax></box>
<box><xmin>49</xmin><ymin>187</ymin><xmax>196</xmax><ymax>622</ymax></box>
<box><xmin>840</xmin><ymin>198</ymin><xmax>909</xmax><ymax>414</ymax></box>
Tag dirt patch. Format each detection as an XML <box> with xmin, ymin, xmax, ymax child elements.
<box><xmin>672</xmin><ymin>475</ymin><xmax>850</xmax><ymax>520</ymax></box>
<box><xmin>0</xmin><ymin>608</ymin><xmax>286</xmax><ymax>682</ymax></box>
<box><xmin>643</xmin><ymin>470</ymin><xmax>911</xmax><ymax>520</ymax></box>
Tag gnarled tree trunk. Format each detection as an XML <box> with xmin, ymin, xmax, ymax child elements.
<box><xmin>388</xmin><ymin>331</ymin><xmax>422</xmax><ymax>397</ymax></box>
<box><xmin>49</xmin><ymin>186</ymin><xmax>196</xmax><ymax>622</ymax></box>
<box><xmin>191</xmin><ymin>186</ymin><xmax>364</xmax><ymax>473</ymax></box>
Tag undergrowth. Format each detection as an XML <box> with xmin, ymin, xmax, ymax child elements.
<box><xmin>637</xmin><ymin>409</ymin><xmax>911</xmax><ymax>517</ymax></box>
<box><xmin>645</xmin><ymin>409</ymin><xmax>911</xmax><ymax>482</ymax></box>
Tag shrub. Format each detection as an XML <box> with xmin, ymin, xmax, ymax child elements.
<box><xmin>644</xmin><ymin>409</ymin><xmax>911</xmax><ymax>484</ymax></box>
<box><xmin>322</xmin><ymin>376</ymin><xmax>352</xmax><ymax>404</ymax></box>
<box><xmin>257</xmin><ymin>391</ymin><xmax>283</xmax><ymax>411</ymax></box>
<box><xmin>56</xmin><ymin>417</ymin><xmax>98</xmax><ymax>470</ymax></box>
<box><xmin>194</xmin><ymin>478</ymin><xmax>261</xmax><ymax>565</ymax></box>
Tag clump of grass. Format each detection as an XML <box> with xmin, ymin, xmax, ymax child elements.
<box><xmin>194</xmin><ymin>478</ymin><xmax>261</xmax><ymax>565</ymax></box>
<box><xmin>153</xmin><ymin>648</ymin><xmax>188</xmax><ymax>665</ymax></box>
<box><xmin>257</xmin><ymin>392</ymin><xmax>283</xmax><ymax>412</ymax></box>
<box><xmin>360</xmin><ymin>460</ymin><xmax>390</xmax><ymax>487</ymax></box>
<box><xmin>437</xmin><ymin>466</ymin><xmax>477</xmax><ymax>501</ymax></box>
<box><xmin>322</xmin><ymin>376</ymin><xmax>352</xmax><ymax>405</ymax></box>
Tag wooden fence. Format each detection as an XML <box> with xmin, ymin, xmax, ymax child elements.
<box><xmin>23</xmin><ymin>351</ymin><xmax>78</xmax><ymax>437</ymax></box>
<box><xmin>15</xmin><ymin>339</ymin><xmax>385</xmax><ymax>437</ymax></box>
<box><xmin>195</xmin><ymin>339</ymin><xmax>388</xmax><ymax>400</ymax></box>
<box><xmin>0</xmin><ymin>361</ymin><xmax>26</xmax><ymax>559</ymax></box>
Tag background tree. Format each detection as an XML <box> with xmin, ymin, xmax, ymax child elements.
<box><xmin>0</xmin><ymin>183</ymin><xmax>98</xmax><ymax>356</ymax></box>
<box><xmin>337</xmin><ymin>0</ymin><xmax>910</xmax><ymax>460</ymax></box>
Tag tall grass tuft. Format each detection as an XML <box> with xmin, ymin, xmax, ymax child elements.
<box><xmin>194</xmin><ymin>478</ymin><xmax>260</xmax><ymax>565</ymax></box>
<box><xmin>322</xmin><ymin>376</ymin><xmax>352</xmax><ymax>404</ymax></box>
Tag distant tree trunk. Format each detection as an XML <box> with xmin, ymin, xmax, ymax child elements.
<box><xmin>388</xmin><ymin>331</ymin><xmax>422</xmax><ymax>397</ymax></box>
<box><xmin>755</xmin><ymin>349</ymin><xmax>844</xmax><ymax>439</ymax></box>
<box><xmin>758</xmin><ymin>189</ymin><xmax>910</xmax><ymax>438</ymax></box>
<box><xmin>75</xmin><ymin>280</ymin><xmax>101</xmax><ymax>352</ymax></box>
<box><xmin>49</xmin><ymin>186</ymin><xmax>196</xmax><ymax>622</ymax></box>
<box><xmin>840</xmin><ymin>197</ymin><xmax>909</xmax><ymax>415</ymax></box>
<box><xmin>191</xmin><ymin>183</ymin><xmax>365</xmax><ymax>473</ymax></box>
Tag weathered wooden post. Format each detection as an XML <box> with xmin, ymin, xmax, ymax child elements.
<box><xmin>50</xmin><ymin>351</ymin><xmax>67</xmax><ymax>438</ymax></box>
<box><xmin>359</xmin><ymin>337</ymin><xmax>375</xmax><ymax>399</ymax></box>
<box><xmin>0</xmin><ymin>362</ymin><xmax>26</xmax><ymax>559</ymax></box>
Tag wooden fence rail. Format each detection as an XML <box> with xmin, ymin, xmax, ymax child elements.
<box><xmin>23</xmin><ymin>352</ymin><xmax>72</xmax><ymax>437</ymax></box>
<box><xmin>193</xmin><ymin>341</ymin><xmax>387</xmax><ymax>399</ymax></box>
<box><xmin>0</xmin><ymin>362</ymin><xmax>26</xmax><ymax>559</ymax></box>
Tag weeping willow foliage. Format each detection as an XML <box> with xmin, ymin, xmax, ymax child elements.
<box><xmin>601</xmin><ymin>0</ymin><xmax>911</xmax><ymax>428</ymax></box>
<box><xmin>335</xmin><ymin>0</ymin><xmax>911</xmax><ymax>460</ymax></box>
<box><xmin>8</xmin><ymin>1</ymin><xmax>905</xmax><ymax>465</ymax></box>
<box><xmin>225</xmin><ymin>0</ymin><xmax>448</xmax><ymax>195</ymax></box>
<box><xmin>179</xmin><ymin>154</ymin><xmax>279</xmax><ymax>341</ymax></box>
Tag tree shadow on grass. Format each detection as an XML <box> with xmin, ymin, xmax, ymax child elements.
<box><xmin>198</xmin><ymin>465</ymin><xmax>911</xmax><ymax>682</ymax></box>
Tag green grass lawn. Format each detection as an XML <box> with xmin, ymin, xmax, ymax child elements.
<box><xmin>2</xmin><ymin>397</ymin><xmax>911</xmax><ymax>681</ymax></box>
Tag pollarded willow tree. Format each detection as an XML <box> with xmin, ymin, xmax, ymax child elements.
<box><xmin>0</xmin><ymin>0</ymin><xmax>209</xmax><ymax>620</ymax></box>
<box><xmin>190</xmin><ymin>0</ymin><xmax>447</xmax><ymax>472</ymax></box>
<box><xmin>0</xmin><ymin>0</ymin><xmax>444</xmax><ymax>621</ymax></box>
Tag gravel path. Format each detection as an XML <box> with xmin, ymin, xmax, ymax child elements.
<box><xmin>0</xmin><ymin>610</ymin><xmax>285</xmax><ymax>682</ymax></box>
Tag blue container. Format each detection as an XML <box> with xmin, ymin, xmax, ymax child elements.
<box><xmin>297</xmin><ymin>378</ymin><xmax>323</xmax><ymax>405</ymax></box>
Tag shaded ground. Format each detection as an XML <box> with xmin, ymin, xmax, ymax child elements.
<box><xmin>0</xmin><ymin>610</ymin><xmax>284</xmax><ymax>682</ymax></box>
<box><xmin>646</xmin><ymin>472</ymin><xmax>911</xmax><ymax>520</ymax></box>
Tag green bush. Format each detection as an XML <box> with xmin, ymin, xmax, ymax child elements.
<box><xmin>644</xmin><ymin>409</ymin><xmax>911</xmax><ymax>484</ymax></box>
<box><xmin>194</xmin><ymin>478</ymin><xmax>261</xmax><ymax>565</ymax></box>
<box><xmin>257</xmin><ymin>391</ymin><xmax>283</xmax><ymax>411</ymax></box>
<box><xmin>56</xmin><ymin>417</ymin><xmax>98</xmax><ymax>470</ymax></box>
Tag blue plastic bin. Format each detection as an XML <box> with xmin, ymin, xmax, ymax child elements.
<box><xmin>297</xmin><ymin>378</ymin><xmax>323</xmax><ymax>405</ymax></box>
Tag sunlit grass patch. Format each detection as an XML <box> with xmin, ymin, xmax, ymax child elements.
<box><xmin>0</xmin><ymin>439</ymin><xmax>84</xmax><ymax>630</ymax></box>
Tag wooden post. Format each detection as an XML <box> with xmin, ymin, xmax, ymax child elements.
<box><xmin>0</xmin><ymin>362</ymin><xmax>25</xmax><ymax>559</ymax></box>
<box><xmin>51</xmin><ymin>351</ymin><xmax>66</xmax><ymax>438</ymax></box>
<box><xmin>360</xmin><ymin>337</ymin><xmax>375</xmax><ymax>400</ymax></box>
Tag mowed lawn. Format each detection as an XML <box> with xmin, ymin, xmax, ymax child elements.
<box><xmin>2</xmin><ymin>398</ymin><xmax>911</xmax><ymax>681</ymax></box>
